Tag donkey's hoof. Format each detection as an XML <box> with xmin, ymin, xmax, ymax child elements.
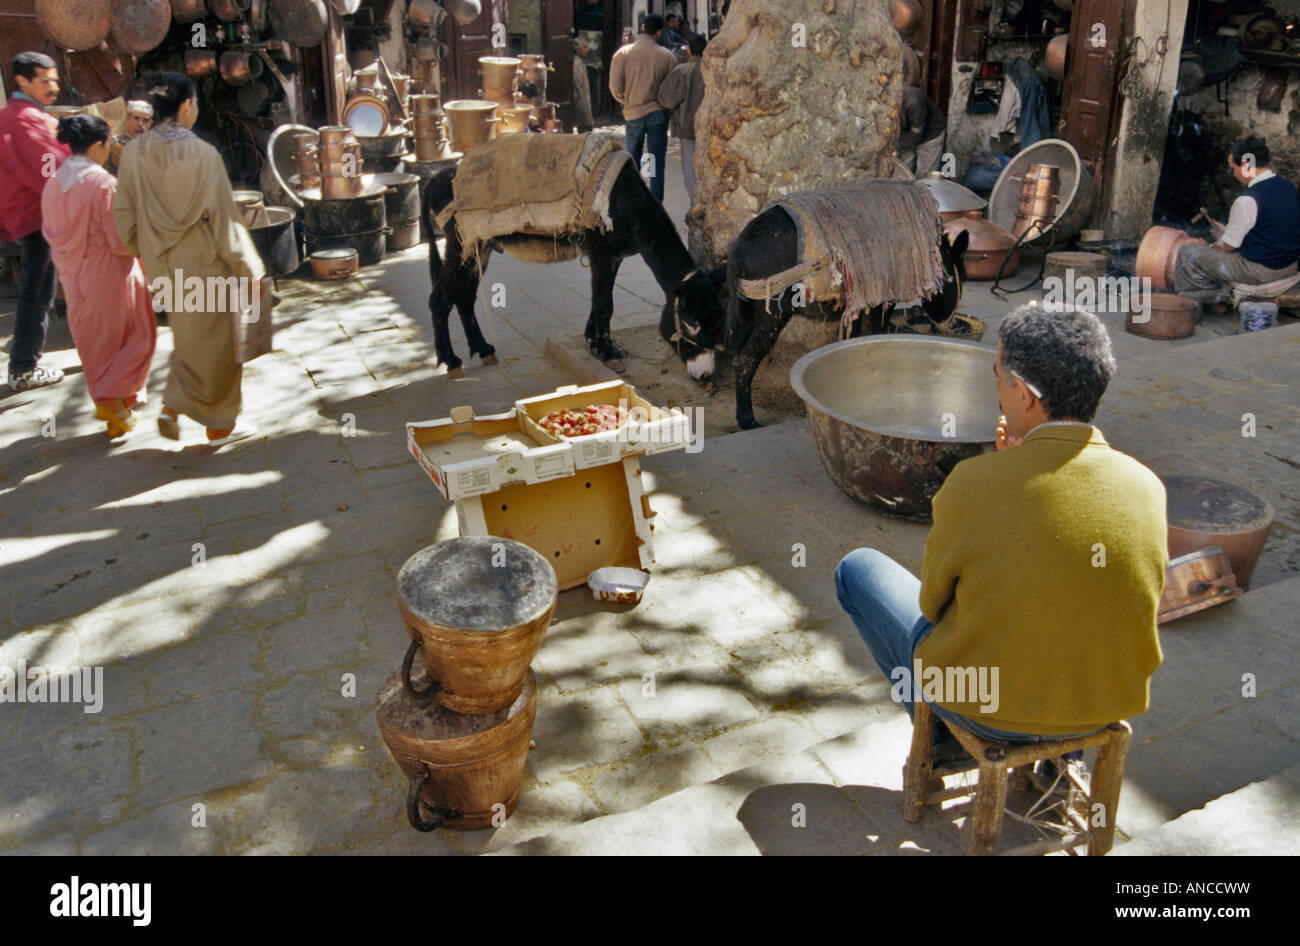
<box><xmin>447</xmin><ymin>366</ymin><xmax>465</xmax><ymax>380</ymax></box>
<box><xmin>482</xmin><ymin>354</ymin><xmax>499</xmax><ymax>366</ymax></box>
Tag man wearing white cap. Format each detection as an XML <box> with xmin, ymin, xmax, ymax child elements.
<box><xmin>105</xmin><ymin>100</ymin><xmax>152</xmax><ymax>176</ymax></box>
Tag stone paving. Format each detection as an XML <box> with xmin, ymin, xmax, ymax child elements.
<box><xmin>1</xmin><ymin>143</ymin><xmax>1297</xmax><ymax>855</ymax></box>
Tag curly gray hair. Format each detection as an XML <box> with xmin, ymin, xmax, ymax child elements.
<box><xmin>997</xmin><ymin>302</ymin><xmax>1116</xmax><ymax>422</ymax></box>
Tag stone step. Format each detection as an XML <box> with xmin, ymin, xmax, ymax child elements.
<box><xmin>1111</xmin><ymin>763</ymin><xmax>1300</xmax><ymax>856</ymax></box>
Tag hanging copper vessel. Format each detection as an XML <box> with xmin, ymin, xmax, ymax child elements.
<box><xmin>184</xmin><ymin>49</ymin><xmax>219</xmax><ymax>79</ymax></box>
<box><xmin>1045</xmin><ymin>34</ymin><xmax>1068</xmax><ymax>80</ymax></box>
<box><xmin>171</xmin><ymin>0</ymin><xmax>208</xmax><ymax>23</ymax></box>
<box><xmin>892</xmin><ymin>0</ymin><xmax>923</xmax><ymax>35</ymax></box>
<box><xmin>208</xmin><ymin>0</ymin><xmax>243</xmax><ymax>20</ymax></box>
<box><xmin>35</xmin><ymin>0</ymin><xmax>112</xmax><ymax>51</ymax></box>
<box><xmin>109</xmin><ymin>0</ymin><xmax>172</xmax><ymax>55</ymax></box>
<box><xmin>219</xmin><ymin>51</ymin><xmax>264</xmax><ymax>87</ymax></box>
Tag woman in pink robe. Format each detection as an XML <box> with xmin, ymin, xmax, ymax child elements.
<box><xmin>41</xmin><ymin>114</ymin><xmax>156</xmax><ymax>437</ymax></box>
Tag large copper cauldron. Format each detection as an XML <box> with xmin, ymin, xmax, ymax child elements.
<box><xmin>1135</xmin><ymin>225</ymin><xmax>1205</xmax><ymax>291</ymax></box>
<box><xmin>943</xmin><ymin>217</ymin><xmax>1019</xmax><ymax>280</ymax></box>
<box><xmin>1163</xmin><ymin>475</ymin><xmax>1275</xmax><ymax>590</ymax></box>
<box><xmin>171</xmin><ymin>0</ymin><xmax>208</xmax><ymax>23</ymax></box>
<box><xmin>185</xmin><ymin>49</ymin><xmax>219</xmax><ymax>79</ymax></box>
<box><xmin>35</xmin><ymin>0</ymin><xmax>111</xmax><ymax>51</ymax></box>
<box><xmin>791</xmin><ymin>337</ymin><xmax>999</xmax><ymax>521</ymax></box>
<box><xmin>219</xmin><ymin>51</ymin><xmax>264</xmax><ymax>86</ymax></box>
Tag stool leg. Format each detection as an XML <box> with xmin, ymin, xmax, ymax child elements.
<box><xmin>969</xmin><ymin>750</ymin><xmax>1009</xmax><ymax>856</ymax></box>
<box><xmin>1088</xmin><ymin>723</ymin><xmax>1132</xmax><ymax>856</ymax></box>
<box><xmin>903</xmin><ymin>702</ymin><xmax>937</xmax><ymax>823</ymax></box>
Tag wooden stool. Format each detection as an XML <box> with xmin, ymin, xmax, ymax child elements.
<box><xmin>902</xmin><ymin>701</ymin><xmax>1132</xmax><ymax>856</ymax></box>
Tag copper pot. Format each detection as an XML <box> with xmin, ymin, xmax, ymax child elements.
<box><xmin>208</xmin><ymin>0</ymin><xmax>242</xmax><ymax>20</ymax></box>
<box><xmin>498</xmin><ymin>105</ymin><xmax>535</xmax><ymax>134</ymax></box>
<box><xmin>1012</xmin><ymin>163</ymin><xmax>1062</xmax><ymax>240</ymax></box>
<box><xmin>1045</xmin><ymin>34</ymin><xmax>1068</xmax><ymax>80</ymax></box>
<box><xmin>321</xmin><ymin>174</ymin><xmax>366</xmax><ymax>200</ymax></box>
<box><xmin>892</xmin><ymin>0</ymin><xmax>922</xmax><ymax>35</ymax></box>
<box><xmin>943</xmin><ymin>217</ymin><xmax>1019</xmax><ymax>280</ymax></box>
<box><xmin>938</xmin><ymin>209</ymin><xmax>984</xmax><ymax>224</ymax></box>
<box><xmin>35</xmin><ymin>0</ymin><xmax>112</xmax><ymax>51</ymax></box>
<box><xmin>1163</xmin><ymin>475</ymin><xmax>1275</xmax><ymax>591</ymax></box>
<box><xmin>109</xmin><ymin>0</ymin><xmax>172</xmax><ymax>54</ymax></box>
<box><xmin>318</xmin><ymin>126</ymin><xmax>359</xmax><ymax>148</ymax></box>
<box><xmin>1136</xmin><ymin>225</ymin><xmax>1205</xmax><ymax>291</ymax></box>
<box><xmin>412</xmin><ymin>93</ymin><xmax>443</xmax><ymax>114</ymax></box>
<box><xmin>540</xmin><ymin>118</ymin><xmax>564</xmax><ymax>133</ymax></box>
<box><xmin>533</xmin><ymin>103</ymin><xmax>556</xmax><ymax>123</ymax></box>
<box><xmin>415</xmin><ymin>37</ymin><xmax>448</xmax><ymax>62</ymax></box>
<box><xmin>185</xmin><ymin>49</ymin><xmax>219</xmax><ymax>80</ymax></box>
<box><xmin>1157</xmin><ymin>547</ymin><xmax>1241</xmax><ymax>624</ymax></box>
<box><xmin>1125</xmin><ymin>291</ymin><xmax>1197</xmax><ymax>340</ymax></box>
<box><xmin>310</xmin><ymin>248</ymin><xmax>359</xmax><ymax>279</ymax></box>
<box><xmin>443</xmin><ymin>99</ymin><xmax>499</xmax><ymax>152</ymax></box>
<box><xmin>171</xmin><ymin>0</ymin><xmax>208</xmax><ymax>23</ymax></box>
<box><xmin>406</xmin><ymin>0</ymin><xmax>446</xmax><ymax>28</ymax></box>
<box><xmin>220</xmin><ymin>51</ymin><xmax>264</xmax><ymax>87</ymax></box>
<box><xmin>479</xmin><ymin>56</ymin><xmax>521</xmax><ymax>94</ymax></box>
<box><xmin>445</xmin><ymin>0</ymin><xmax>481</xmax><ymax>25</ymax></box>
<box><xmin>354</xmin><ymin>66</ymin><xmax>380</xmax><ymax>91</ymax></box>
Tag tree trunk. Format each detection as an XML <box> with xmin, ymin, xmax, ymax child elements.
<box><xmin>687</xmin><ymin>0</ymin><xmax>905</xmax><ymax>267</ymax></box>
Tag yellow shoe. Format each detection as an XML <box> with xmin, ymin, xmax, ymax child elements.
<box><xmin>105</xmin><ymin>407</ymin><xmax>137</xmax><ymax>438</ymax></box>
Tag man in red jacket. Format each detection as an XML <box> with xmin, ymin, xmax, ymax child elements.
<box><xmin>0</xmin><ymin>52</ymin><xmax>70</xmax><ymax>391</ymax></box>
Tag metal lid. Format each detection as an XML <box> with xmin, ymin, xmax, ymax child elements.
<box><xmin>917</xmin><ymin>172</ymin><xmax>987</xmax><ymax>213</ymax></box>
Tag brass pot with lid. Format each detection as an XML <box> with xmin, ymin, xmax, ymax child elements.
<box><xmin>943</xmin><ymin>217</ymin><xmax>1020</xmax><ymax>281</ymax></box>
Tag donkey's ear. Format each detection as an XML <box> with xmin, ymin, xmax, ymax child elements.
<box><xmin>951</xmin><ymin>228</ymin><xmax>970</xmax><ymax>256</ymax></box>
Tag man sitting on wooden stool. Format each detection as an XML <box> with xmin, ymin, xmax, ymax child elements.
<box><xmin>835</xmin><ymin>303</ymin><xmax>1168</xmax><ymax>758</ymax></box>
<box><xmin>1174</xmin><ymin>136</ymin><xmax>1300</xmax><ymax>314</ymax></box>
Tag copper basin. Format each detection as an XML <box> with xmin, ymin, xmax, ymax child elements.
<box><xmin>35</xmin><ymin>0</ymin><xmax>111</xmax><ymax>51</ymax></box>
<box><xmin>1163</xmin><ymin>475</ymin><xmax>1274</xmax><ymax>590</ymax></box>
<box><xmin>1125</xmin><ymin>291</ymin><xmax>1197</xmax><ymax>340</ymax></box>
<box><xmin>791</xmin><ymin>337</ymin><xmax>998</xmax><ymax>522</ymax></box>
<box><xmin>1136</xmin><ymin>225</ymin><xmax>1205</xmax><ymax>291</ymax></box>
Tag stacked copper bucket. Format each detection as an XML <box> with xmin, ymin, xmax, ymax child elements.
<box><xmin>293</xmin><ymin>131</ymin><xmax>322</xmax><ymax>192</ymax></box>
<box><xmin>1011</xmin><ymin>163</ymin><xmax>1062</xmax><ymax>241</ymax></box>
<box><xmin>376</xmin><ymin>537</ymin><xmax>557</xmax><ymax>832</ymax></box>
<box><xmin>412</xmin><ymin>93</ymin><xmax>454</xmax><ymax>161</ymax></box>
<box><xmin>318</xmin><ymin>126</ymin><xmax>365</xmax><ymax>200</ymax></box>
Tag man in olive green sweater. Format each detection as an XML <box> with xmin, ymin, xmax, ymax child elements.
<box><xmin>835</xmin><ymin>303</ymin><xmax>1167</xmax><ymax>744</ymax></box>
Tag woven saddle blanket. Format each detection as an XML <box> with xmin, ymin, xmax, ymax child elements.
<box><xmin>437</xmin><ymin>132</ymin><xmax>631</xmax><ymax>264</ymax></box>
<box><xmin>739</xmin><ymin>180</ymin><xmax>946</xmax><ymax>326</ymax></box>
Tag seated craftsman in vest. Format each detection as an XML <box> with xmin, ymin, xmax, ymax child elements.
<box><xmin>1174</xmin><ymin>136</ymin><xmax>1300</xmax><ymax>311</ymax></box>
<box><xmin>835</xmin><ymin>303</ymin><xmax>1167</xmax><ymax>748</ymax></box>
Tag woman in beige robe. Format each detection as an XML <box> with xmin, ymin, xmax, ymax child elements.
<box><xmin>113</xmin><ymin>72</ymin><xmax>264</xmax><ymax>446</ymax></box>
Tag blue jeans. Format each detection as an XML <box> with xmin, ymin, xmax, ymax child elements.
<box><xmin>834</xmin><ymin>548</ymin><xmax>1101</xmax><ymax>744</ymax></box>
<box><xmin>680</xmin><ymin>137</ymin><xmax>696</xmax><ymax>203</ymax></box>
<box><xmin>10</xmin><ymin>229</ymin><xmax>56</xmax><ymax>376</ymax></box>
<box><xmin>625</xmin><ymin>109</ymin><xmax>669</xmax><ymax>201</ymax></box>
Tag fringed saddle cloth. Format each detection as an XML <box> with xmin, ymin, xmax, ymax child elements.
<box><xmin>737</xmin><ymin>179</ymin><xmax>946</xmax><ymax>337</ymax></box>
<box><xmin>436</xmin><ymin>132</ymin><xmax>632</xmax><ymax>266</ymax></box>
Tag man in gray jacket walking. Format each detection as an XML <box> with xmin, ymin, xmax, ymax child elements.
<box><xmin>657</xmin><ymin>33</ymin><xmax>706</xmax><ymax>204</ymax></box>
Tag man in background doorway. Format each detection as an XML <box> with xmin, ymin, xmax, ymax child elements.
<box><xmin>898</xmin><ymin>85</ymin><xmax>946</xmax><ymax>177</ymax></box>
<box><xmin>571</xmin><ymin>37</ymin><xmax>595</xmax><ymax>133</ymax></box>
<box><xmin>610</xmin><ymin>14</ymin><xmax>677</xmax><ymax>202</ymax></box>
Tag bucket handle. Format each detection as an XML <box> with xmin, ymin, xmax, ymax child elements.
<box><xmin>406</xmin><ymin>764</ymin><xmax>464</xmax><ymax>831</ymax></box>
<box><xmin>401</xmin><ymin>635</ymin><xmax>444</xmax><ymax>703</ymax></box>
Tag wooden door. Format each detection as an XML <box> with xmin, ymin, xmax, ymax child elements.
<box><xmin>444</xmin><ymin>0</ymin><xmax>509</xmax><ymax>101</ymax></box>
<box><xmin>1060</xmin><ymin>0</ymin><xmax>1131</xmax><ymax>174</ymax></box>
<box><xmin>541</xmin><ymin>0</ymin><xmax>573</xmax><ymax>103</ymax></box>
<box><xmin>922</xmin><ymin>0</ymin><xmax>956</xmax><ymax>117</ymax></box>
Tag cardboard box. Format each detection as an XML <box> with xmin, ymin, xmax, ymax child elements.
<box><xmin>453</xmin><ymin>457</ymin><xmax>655</xmax><ymax>590</ymax></box>
<box><xmin>407</xmin><ymin>405</ymin><xmax>575</xmax><ymax>501</ymax></box>
<box><xmin>516</xmin><ymin>380</ymin><xmax>692</xmax><ymax>467</ymax></box>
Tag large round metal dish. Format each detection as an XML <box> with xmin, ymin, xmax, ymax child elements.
<box><xmin>108</xmin><ymin>0</ymin><xmax>172</xmax><ymax>54</ymax></box>
<box><xmin>343</xmin><ymin>93</ymin><xmax>391</xmax><ymax>137</ymax></box>
<box><xmin>917</xmin><ymin>171</ymin><xmax>987</xmax><ymax>213</ymax></box>
<box><xmin>36</xmin><ymin>0</ymin><xmax>112</xmax><ymax>51</ymax></box>
<box><xmin>269</xmin><ymin>0</ymin><xmax>328</xmax><ymax>47</ymax></box>
<box><xmin>790</xmin><ymin>337</ymin><xmax>998</xmax><ymax>521</ymax></box>
<box><xmin>988</xmin><ymin>138</ymin><xmax>1096</xmax><ymax>247</ymax></box>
